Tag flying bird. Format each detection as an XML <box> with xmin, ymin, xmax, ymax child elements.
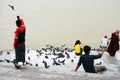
<box><xmin>8</xmin><ymin>4</ymin><xmax>15</xmax><ymax>10</ymax></box>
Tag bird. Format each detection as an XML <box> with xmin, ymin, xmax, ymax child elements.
<box><xmin>13</xmin><ymin>62</ymin><xmax>21</xmax><ymax>69</ymax></box>
<box><xmin>52</xmin><ymin>58</ymin><xmax>60</xmax><ymax>66</ymax></box>
<box><xmin>26</xmin><ymin>61</ymin><xmax>31</xmax><ymax>65</ymax></box>
<box><xmin>27</xmin><ymin>49</ymin><xmax>29</xmax><ymax>53</ymax></box>
<box><xmin>0</xmin><ymin>60</ymin><xmax>4</xmax><ymax>62</ymax></box>
<box><xmin>36</xmin><ymin>54</ymin><xmax>39</xmax><ymax>58</ymax></box>
<box><xmin>36</xmin><ymin>49</ymin><xmax>43</xmax><ymax>56</ymax></box>
<box><xmin>35</xmin><ymin>63</ymin><xmax>38</xmax><ymax>67</ymax></box>
<box><xmin>7</xmin><ymin>52</ymin><xmax>10</xmax><ymax>55</ymax></box>
<box><xmin>71</xmin><ymin>59</ymin><xmax>74</xmax><ymax>63</ymax></box>
<box><xmin>4</xmin><ymin>59</ymin><xmax>10</xmax><ymax>63</ymax></box>
<box><xmin>45</xmin><ymin>55</ymin><xmax>49</xmax><ymax>59</ymax></box>
<box><xmin>29</xmin><ymin>64</ymin><xmax>33</xmax><ymax>66</ymax></box>
<box><xmin>58</xmin><ymin>59</ymin><xmax>65</xmax><ymax>65</ymax></box>
<box><xmin>8</xmin><ymin>4</ymin><xmax>15</xmax><ymax>10</ymax></box>
<box><xmin>95</xmin><ymin>62</ymin><xmax>102</xmax><ymax>65</ymax></box>
<box><xmin>57</xmin><ymin>53</ymin><xmax>65</xmax><ymax>58</ymax></box>
<box><xmin>28</xmin><ymin>57</ymin><xmax>31</xmax><ymax>61</ymax></box>
<box><xmin>12</xmin><ymin>59</ymin><xmax>21</xmax><ymax>69</ymax></box>
<box><xmin>42</xmin><ymin>60</ymin><xmax>50</xmax><ymax>68</ymax></box>
<box><xmin>65</xmin><ymin>52</ymin><xmax>70</xmax><ymax>59</ymax></box>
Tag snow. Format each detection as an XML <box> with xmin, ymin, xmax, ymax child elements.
<box><xmin>0</xmin><ymin>48</ymin><xmax>120</xmax><ymax>77</ymax></box>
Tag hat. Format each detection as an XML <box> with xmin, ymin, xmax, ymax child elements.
<box><xmin>104</xmin><ymin>35</ymin><xmax>107</xmax><ymax>38</ymax></box>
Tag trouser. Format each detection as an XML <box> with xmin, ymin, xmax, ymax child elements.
<box><xmin>95</xmin><ymin>66</ymin><xmax>107</xmax><ymax>72</ymax></box>
<box><xmin>15</xmin><ymin>44</ymin><xmax>25</xmax><ymax>64</ymax></box>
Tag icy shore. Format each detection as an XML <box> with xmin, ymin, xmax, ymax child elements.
<box><xmin>0</xmin><ymin>62</ymin><xmax>120</xmax><ymax>80</ymax></box>
<box><xmin>0</xmin><ymin>46</ymin><xmax>120</xmax><ymax>80</ymax></box>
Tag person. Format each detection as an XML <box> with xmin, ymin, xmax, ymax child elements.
<box><xmin>73</xmin><ymin>45</ymin><xmax>106</xmax><ymax>73</ymax></box>
<box><xmin>107</xmin><ymin>30</ymin><xmax>120</xmax><ymax>56</ymax></box>
<box><xmin>13</xmin><ymin>16</ymin><xmax>26</xmax><ymax>69</ymax></box>
<box><xmin>74</xmin><ymin>40</ymin><xmax>82</xmax><ymax>56</ymax></box>
<box><xmin>100</xmin><ymin>35</ymin><xmax>109</xmax><ymax>50</ymax></box>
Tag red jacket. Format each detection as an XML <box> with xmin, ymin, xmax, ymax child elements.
<box><xmin>14</xmin><ymin>19</ymin><xmax>26</xmax><ymax>48</ymax></box>
<box><xmin>20</xmin><ymin>18</ymin><xmax>25</xmax><ymax>26</ymax></box>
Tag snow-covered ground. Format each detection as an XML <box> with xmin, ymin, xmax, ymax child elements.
<box><xmin>0</xmin><ymin>46</ymin><xmax>120</xmax><ymax>77</ymax></box>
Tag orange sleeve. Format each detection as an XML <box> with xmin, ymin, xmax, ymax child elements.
<box><xmin>13</xmin><ymin>28</ymin><xmax>19</xmax><ymax>48</ymax></box>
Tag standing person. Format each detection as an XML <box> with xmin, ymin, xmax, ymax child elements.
<box><xmin>73</xmin><ymin>45</ymin><xmax>106</xmax><ymax>73</ymax></box>
<box><xmin>13</xmin><ymin>16</ymin><xmax>26</xmax><ymax>69</ymax></box>
<box><xmin>107</xmin><ymin>30</ymin><xmax>120</xmax><ymax>56</ymax></box>
<box><xmin>100</xmin><ymin>35</ymin><xmax>109</xmax><ymax>50</ymax></box>
<box><xmin>74</xmin><ymin>40</ymin><xmax>82</xmax><ymax>56</ymax></box>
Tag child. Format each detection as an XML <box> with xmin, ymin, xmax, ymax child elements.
<box><xmin>100</xmin><ymin>35</ymin><xmax>109</xmax><ymax>50</ymax></box>
<box><xmin>74</xmin><ymin>40</ymin><xmax>82</xmax><ymax>56</ymax></box>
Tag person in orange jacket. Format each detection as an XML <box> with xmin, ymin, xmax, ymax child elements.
<box><xmin>13</xmin><ymin>16</ymin><xmax>26</xmax><ymax>69</ymax></box>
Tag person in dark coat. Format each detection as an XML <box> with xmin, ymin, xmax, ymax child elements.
<box><xmin>107</xmin><ymin>30</ymin><xmax>120</xmax><ymax>56</ymax></box>
<box><xmin>73</xmin><ymin>45</ymin><xmax>106</xmax><ymax>73</ymax></box>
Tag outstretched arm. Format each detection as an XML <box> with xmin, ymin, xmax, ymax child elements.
<box><xmin>100</xmin><ymin>48</ymin><xmax>105</xmax><ymax>56</ymax></box>
<box><xmin>74</xmin><ymin>65</ymin><xmax>80</xmax><ymax>71</ymax></box>
<box><xmin>92</xmin><ymin>48</ymin><xmax>105</xmax><ymax>59</ymax></box>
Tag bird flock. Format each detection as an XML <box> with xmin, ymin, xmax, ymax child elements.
<box><xmin>0</xmin><ymin>45</ymin><xmax>76</xmax><ymax>69</ymax></box>
<box><xmin>25</xmin><ymin>45</ymin><xmax>75</xmax><ymax>68</ymax></box>
<box><xmin>0</xmin><ymin>44</ymin><xmax>104</xmax><ymax>70</ymax></box>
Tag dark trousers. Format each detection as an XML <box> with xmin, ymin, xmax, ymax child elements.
<box><xmin>15</xmin><ymin>44</ymin><xmax>25</xmax><ymax>63</ymax></box>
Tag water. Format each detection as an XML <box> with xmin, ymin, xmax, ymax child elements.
<box><xmin>0</xmin><ymin>0</ymin><xmax>120</xmax><ymax>50</ymax></box>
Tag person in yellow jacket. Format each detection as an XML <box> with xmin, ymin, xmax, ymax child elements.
<box><xmin>74</xmin><ymin>40</ymin><xmax>82</xmax><ymax>56</ymax></box>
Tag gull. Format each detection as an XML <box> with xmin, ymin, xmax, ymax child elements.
<box><xmin>8</xmin><ymin>4</ymin><xmax>15</xmax><ymax>10</ymax></box>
